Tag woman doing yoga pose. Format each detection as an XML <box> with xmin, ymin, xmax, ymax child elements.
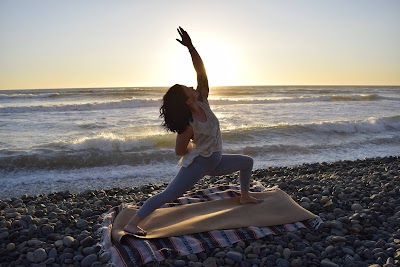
<box><xmin>124</xmin><ymin>27</ymin><xmax>262</xmax><ymax>236</ymax></box>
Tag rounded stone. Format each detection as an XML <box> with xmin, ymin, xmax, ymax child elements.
<box><xmin>332</xmin><ymin>236</ymin><xmax>347</xmax><ymax>243</ymax></box>
<box><xmin>63</xmin><ymin>236</ymin><xmax>74</xmax><ymax>247</ymax></box>
<box><xmin>290</xmin><ymin>258</ymin><xmax>303</xmax><ymax>267</ymax></box>
<box><xmin>282</xmin><ymin>248</ymin><xmax>291</xmax><ymax>260</ymax></box>
<box><xmin>80</xmin><ymin>236</ymin><xmax>94</xmax><ymax>247</ymax></box>
<box><xmin>73</xmin><ymin>255</ymin><xmax>84</xmax><ymax>262</ymax></box>
<box><xmin>6</xmin><ymin>242</ymin><xmax>16</xmax><ymax>251</ymax></box>
<box><xmin>321</xmin><ymin>258</ymin><xmax>340</xmax><ymax>267</ymax></box>
<box><xmin>364</xmin><ymin>240</ymin><xmax>376</xmax><ymax>248</ymax></box>
<box><xmin>276</xmin><ymin>258</ymin><xmax>290</xmax><ymax>267</ymax></box>
<box><xmin>33</xmin><ymin>248</ymin><xmax>47</xmax><ymax>263</ymax></box>
<box><xmin>226</xmin><ymin>251</ymin><xmax>243</xmax><ymax>262</ymax></box>
<box><xmin>76</xmin><ymin>219</ymin><xmax>88</xmax><ymax>229</ymax></box>
<box><xmin>174</xmin><ymin>259</ymin><xmax>186</xmax><ymax>267</ymax></box>
<box><xmin>44</xmin><ymin>258</ymin><xmax>55</xmax><ymax>265</ymax></box>
<box><xmin>28</xmin><ymin>225</ymin><xmax>37</xmax><ymax>235</ymax></box>
<box><xmin>81</xmin><ymin>254</ymin><xmax>98</xmax><ymax>267</ymax></box>
<box><xmin>202</xmin><ymin>257</ymin><xmax>217</xmax><ymax>267</ymax></box>
<box><xmin>100</xmin><ymin>251</ymin><xmax>111</xmax><ymax>263</ymax></box>
<box><xmin>59</xmin><ymin>252</ymin><xmax>74</xmax><ymax>261</ymax></box>
<box><xmin>54</xmin><ymin>239</ymin><xmax>64</xmax><ymax>247</ymax></box>
<box><xmin>187</xmin><ymin>253</ymin><xmax>198</xmax><ymax>262</ymax></box>
<box><xmin>42</xmin><ymin>225</ymin><xmax>54</xmax><ymax>236</ymax></box>
<box><xmin>214</xmin><ymin>251</ymin><xmax>226</xmax><ymax>258</ymax></box>
<box><xmin>325</xmin><ymin>245</ymin><xmax>335</xmax><ymax>254</ymax></box>
<box><xmin>81</xmin><ymin>209</ymin><xmax>92</xmax><ymax>217</ymax></box>
<box><xmin>48</xmin><ymin>248</ymin><xmax>57</xmax><ymax>259</ymax></box>
<box><xmin>83</xmin><ymin>246</ymin><xmax>95</xmax><ymax>255</ymax></box>
<box><xmin>27</xmin><ymin>252</ymin><xmax>36</xmax><ymax>262</ymax></box>
<box><xmin>0</xmin><ymin>231</ymin><xmax>9</xmax><ymax>239</ymax></box>
<box><xmin>351</xmin><ymin>203</ymin><xmax>363</xmax><ymax>211</ymax></box>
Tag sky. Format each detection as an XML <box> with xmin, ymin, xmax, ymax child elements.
<box><xmin>1</xmin><ymin>0</ymin><xmax>399</xmax><ymax>90</ymax></box>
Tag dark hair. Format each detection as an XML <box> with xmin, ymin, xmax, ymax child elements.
<box><xmin>159</xmin><ymin>84</ymin><xmax>192</xmax><ymax>133</ymax></box>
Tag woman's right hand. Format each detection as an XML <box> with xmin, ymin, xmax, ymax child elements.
<box><xmin>176</xmin><ymin>27</ymin><xmax>193</xmax><ymax>48</ymax></box>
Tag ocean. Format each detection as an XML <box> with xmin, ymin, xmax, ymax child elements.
<box><xmin>0</xmin><ymin>86</ymin><xmax>399</xmax><ymax>198</ymax></box>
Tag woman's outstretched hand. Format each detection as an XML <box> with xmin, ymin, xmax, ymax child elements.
<box><xmin>176</xmin><ymin>27</ymin><xmax>193</xmax><ymax>48</ymax></box>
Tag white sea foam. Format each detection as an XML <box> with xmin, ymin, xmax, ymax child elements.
<box><xmin>0</xmin><ymin>92</ymin><xmax>60</xmax><ymax>100</ymax></box>
<box><xmin>69</xmin><ymin>132</ymin><xmax>155</xmax><ymax>151</ymax></box>
<box><xmin>0</xmin><ymin>98</ymin><xmax>160</xmax><ymax>113</ymax></box>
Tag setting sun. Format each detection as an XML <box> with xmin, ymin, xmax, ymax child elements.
<box><xmin>164</xmin><ymin>38</ymin><xmax>241</xmax><ymax>87</ymax></box>
<box><xmin>197</xmin><ymin>42</ymin><xmax>239</xmax><ymax>86</ymax></box>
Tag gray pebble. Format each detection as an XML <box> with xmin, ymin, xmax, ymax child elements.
<box><xmin>42</xmin><ymin>225</ymin><xmax>54</xmax><ymax>236</ymax></box>
<box><xmin>83</xmin><ymin>246</ymin><xmax>95</xmax><ymax>255</ymax></box>
<box><xmin>0</xmin><ymin>231</ymin><xmax>9</xmax><ymax>239</ymax></box>
<box><xmin>321</xmin><ymin>258</ymin><xmax>340</xmax><ymax>267</ymax></box>
<box><xmin>100</xmin><ymin>251</ymin><xmax>111</xmax><ymax>263</ymax></box>
<box><xmin>224</xmin><ymin>257</ymin><xmax>235</xmax><ymax>265</ymax></box>
<box><xmin>73</xmin><ymin>255</ymin><xmax>84</xmax><ymax>262</ymax></box>
<box><xmin>54</xmin><ymin>239</ymin><xmax>64</xmax><ymax>247</ymax></box>
<box><xmin>226</xmin><ymin>251</ymin><xmax>243</xmax><ymax>262</ymax></box>
<box><xmin>33</xmin><ymin>248</ymin><xmax>47</xmax><ymax>263</ymax></box>
<box><xmin>44</xmin><ymin>258</ymin><xmax>55</xmax><ymax>265</ymax></box>
<box><xmin>344</xmin><ymin>255</ymin><xmax>355</xmax><ymax>266</ymax></box>
<box><xmin>332</xmin><ymin>236</ymin><xmax>347</xmax><ymax>243</ymax></box>
<box><xmin>202</xmin><ymin>257</ymin><xmax>217</xmax><ymax>267</ymax></box>
<box><xmin>59</xmin><ymin>252</ymin><xmax>74</xmax><ymax>262</ymax></box>
<box><xmin>76</xmin><ymin>219</ymin><xmax>88</xmax><ymax>229</ymax></box>
<box><xmin>80</xmin><ymin>236</ymin><xmax>94</xmax><ymax>247</ymax></box>
<box><xmin>174</xmin><ymin>259</ymin><xmax>186</xmax><ymax>267</ymax></box>
<box><xmin>282</xmin><ymin>248</ymin><xmax>291</xmax><ymax>260</ymax></box>
<box><xmin>276</xmin><ymin>258</ymin><xmax>290</xmax><ymax>267</ymax></box>
<box><xmin>290</xmin><ymin>258</ymin><xmax>302</xmax><ymax>267</ymax></box>
<box><xmin>6</xmin><ymin>242</ymin><xmax>16</xmax><ymax>251</ymax></box>
<box><xmin>342</xmin><ymin>247</ymin><xmax>354</xmax><ymax>256</ymax></box>
<box><xmin>81</xmin><ymin>254</ymin><xmax>98</xmax><ymax>267</ymax></box>
<box><xmin>287</xmin><ymin>232</ymin><xmax>302</xmax><ymax>242</ymax></box>
<box><xmin>214</xmin><ymin>251</ymin><xmax>225</xmax><ymax>258</ymax></box>
<box><xmin>351</xmin><ymin>203</ymin><xmax>363</xmax><ymax>211</ymax></box>
<box><xmin>63</xmin><ymin>235</ymin><xmax>74</xmax><ymax>247</ymax></box>
<box><xmin>364</xmin><ymin>240</ymin><xmax>377</xmax><ymax>248</ymax></box>
<box><xmin>187</xmin><ymin>253</ymin><xmax>198</xmax><ymax>262</ymax></box>
<box><xmin>48</xmin><ymin>248</ymin><xmax>57</xmax><ymax>259</ymax></box>
<box><xmin>26</xmin><ymin>252</ymin><xmax>36</xmax><ymax>263</ymax></box>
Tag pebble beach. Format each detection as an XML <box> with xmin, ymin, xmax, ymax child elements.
<box><xmin>1</xmin><ymin>156</ymin><xmax>399</xmax><ymax>267</ymax></box>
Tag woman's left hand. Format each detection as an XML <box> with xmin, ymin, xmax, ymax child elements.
<box><xmin>176</xmin><ymin>27</ymin><xmax>193</xmax><ymax>48</ymax></box>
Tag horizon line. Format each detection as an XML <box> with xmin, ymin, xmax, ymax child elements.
<box><xmin>1</xmin><ymin>84</ymin><xmax>399</xmax><ymax>90</ymax></box>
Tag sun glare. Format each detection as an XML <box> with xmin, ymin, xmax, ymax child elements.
<box><xmin>166</xmin><ymin>39</ymin><xmax>241</xmax><ymax>87</ymax></box>
<box><xmin>198</xmin><ymin>42</ymin><xmax>238</xmax><ymax>86</ymax></box>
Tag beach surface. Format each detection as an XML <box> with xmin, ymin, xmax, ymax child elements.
<box><xmin>0</xmin><ymin>156</ymin><xmax>399</xmax><ymax>267</ymax></box>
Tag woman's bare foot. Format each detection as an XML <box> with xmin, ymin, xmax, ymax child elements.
<box><xmin>124</xmin><ymin>224</ymin><xmax>147</xmax><ymax>236</ymax></box>
<box><xmin>240</xmin><ymin>195</ymin><xmax>264</xmax><ymax>205</ymax></box>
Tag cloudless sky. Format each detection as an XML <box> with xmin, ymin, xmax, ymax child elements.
<box><xmin>1</xmin><ymin>0</ymin><xmax>399</xmax><ymax>89</ymax></box>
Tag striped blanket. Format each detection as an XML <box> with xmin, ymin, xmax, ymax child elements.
<box><xmin>100</xmin><ymin>184</ymin><xmax>322</xmax><ymax>266</ymax></box>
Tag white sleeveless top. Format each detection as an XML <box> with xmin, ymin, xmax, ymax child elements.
<box><xmin>179</xmin><ymin>100</ymin><xmax>223</xmax><ymax>167</ymax></box>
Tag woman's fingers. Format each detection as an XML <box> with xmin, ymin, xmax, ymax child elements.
<box><xmin>176</xmin><ymin>26</ymin><xmax>192</xmax><ymax>46</ymax></box>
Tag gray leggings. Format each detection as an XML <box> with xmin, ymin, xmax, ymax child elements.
<box><xmin>135</xmin><ymin>152</ymin><xmax>253</xmax><ymax>219</ymax></box>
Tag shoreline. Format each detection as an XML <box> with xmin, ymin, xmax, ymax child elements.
<box><xmin>0</xmin><ymin>156</ymin><xmax>399</xmax><ymax>266</ymax></box>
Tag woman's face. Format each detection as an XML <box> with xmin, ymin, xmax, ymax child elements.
<box><xmin>182</xmin><ymin>85</ymin><xmax>197</xmax><ymax>104</ymax></box>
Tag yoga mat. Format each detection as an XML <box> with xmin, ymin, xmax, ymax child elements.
<box><xmin>113</xmin><ymin>188</ymin><xmax>317</xmax><ymax>241</ymax></box>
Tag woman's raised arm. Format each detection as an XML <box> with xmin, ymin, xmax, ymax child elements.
<box><xmin>176</xmin><ymin>27</ymin><xmax>209</xmax><ymax>101</ymax></box>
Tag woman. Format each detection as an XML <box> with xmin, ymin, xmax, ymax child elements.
<box><xmin>124</xmin><ymin>27</ymin><xmax>262</xmax><ymax>236</ymax></box>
